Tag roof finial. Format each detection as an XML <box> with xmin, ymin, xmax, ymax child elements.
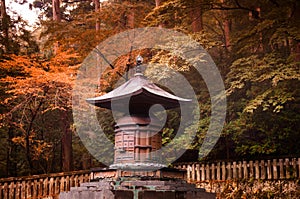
<box><xmin>135</xmin><ymin>55</ymin><xmax>143</xmax><ymax>76</ymax></box>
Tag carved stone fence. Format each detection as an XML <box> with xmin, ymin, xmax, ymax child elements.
<box><xmin>174</xmin><ymin>158</ymin><xmax>300</xmax><ymax>182</ymax></box>
<box><xmin>0</xmin><ymin>170</ymin><xmax>90</xmax><ymax>199</ymax></box>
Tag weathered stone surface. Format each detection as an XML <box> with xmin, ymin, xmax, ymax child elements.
<box><xmin>115</xmin><ymin>190</ymin><xmax>134</xmax><ymax>199</ymax></box>
<box><xmin>59</xmin><ymin>189</ymin><xmax>115</xmax><ymax>199</ymax></box>
<box><xmin>138</xmin><ymin>190</ymin><xmax>176</xmax><ymax>199</ymax></box>
<box><xmin>59</xmin><ymin>179</ymin><xmax>216</xmax><ymax>199</ymax></box>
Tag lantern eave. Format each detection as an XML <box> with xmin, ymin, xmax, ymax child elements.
<box><xmin>86</xmin><ymin>75</ymin><xmax>191</xmax><ymax>111</ymax></box>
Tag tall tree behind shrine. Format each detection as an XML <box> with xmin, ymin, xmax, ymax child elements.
<box><xmin>94</xmin><ymin>0</ymin><xmax>101</xmax><ymax>31</ymax></box>
<box><xmin>0</xmin><ymin>0</ymin><xmax>9</xmax><ymax>54</ymax></box>
<box><xmin>190</xmin><ymin>0</ymin><xmax>203</xmax><ymax>32</ymax></box>
<box><xmin>51</xmin><ymin>0</ymin><xmax>73</xmax><ymax>172</ymax></box>
<box><xmin>52</xmin><ymin>0</ymin><xmax>61</xmax><ymax>21</ymax></box>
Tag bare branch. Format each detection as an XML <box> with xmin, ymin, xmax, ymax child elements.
<box><xmin>93</xmin><ymin>48</ymin><xmax>126</xmax><ymax>80</ymax></box>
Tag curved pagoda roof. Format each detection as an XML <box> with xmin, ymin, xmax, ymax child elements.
<box><xmin>86</xmin><ymin>73</ymin><xmax>191</xmax><ymax>113</ymax></box>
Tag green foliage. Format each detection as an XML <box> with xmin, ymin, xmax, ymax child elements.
<box><xmin>219</xmin><ymin>0</ymin><xmax>300</xmax><ymax>158</ymax></box>
<box><xmin>227</xmin><ymin>53</ymin><xmax>299</xmax><ymax>113</ymax></box>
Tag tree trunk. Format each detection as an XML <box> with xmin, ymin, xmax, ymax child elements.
<box><xmin>61</xmin><ymin>111</ymin><xmax>73</xmax><ymax>172</ymax></box>
<box><xmin>52</xmin><ymin>0</ymin><xmax>61</xmax><ymax>22</ymax></box>
<box><xmin>293</xmin><ymin>41</ymin><xmax>300</xmax><ymax>63</ymax></box>
<box><xmin>81</xmin><ymin>153</ymin><xmax>92</xmax><ymax>170</ymax></box>
<box><xmin>155</xmin><ymin>0</ymin><xmax>161</xmax><ymax>7</ymax></box>
<box><xmin>220</xmin><ymin>0</ymin><xmax>231</xmax><ymax>51</ymax></box>
<box><xmin>25</xmin><ymin>99</ymin><xmax>45</xmax><ymax>174</ymax></box>
<box><xmin>1</xmin><ymin>0</ymin><xmax>10</xmax><ymax>53</ymax></box>
<box><xmin>191</xmin><ymin>9</ymin><xmax>203</xmax><ymax>32</ymax></box>
<box><xmin>190</xmin><ymin>1</ymin><xmax>203</xmax><ymax>32</ymax></box>
<box><xmin>62</xmin><ymin>128</ymin><xmax>72</xmax><ymax>171</ymax></box>
<box><xmin>7</xmin><ymin>126</ymin><xmax>17</xmax><ymax>177</ymax></box>
<box><xmin>223</xmin><ymin>18</ymin><xmax>231</xmax><ymax>51</ymax></box>
<box><xmin>155</xmin><ymin>0</ymin><xmax>164</xmax><ymax>27</ymax></box>
<box><xmin>52</xmin><ymin>0</ymin><xmax>61</xmax><ymax>54</ymax></box>
<box><xmin>291</xmin><ymin>1</ymin><xmax>300</xmax><ymax>63</ymax></box>
<box><xmin>94</xmin><ymin>0</ymin><xmax>101</xmax><ymax>31</ymax></box>
<box><xmin>256</xmin><ymin>8</ymin><xmax>264</xmax><ymax>52</ymax></box>
<box><xmin>126</xmin><ymin>4</ymin><xmax>135</xmax><ymax>29</ymax></box>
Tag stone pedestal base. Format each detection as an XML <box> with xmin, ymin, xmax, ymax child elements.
<box><xmin>60</xmin><ymin>168</ymin><xmax>215</xmax><ymax>199</ymax></box>
<box><xmin>59</xmin><ymin>179</ymin><xmax>215</xmax><ymax>199</ymax></box>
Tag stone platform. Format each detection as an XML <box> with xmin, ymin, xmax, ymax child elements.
<box><xmin>59</xmin><ymin>178</ymin><xmax>215</xmax><ymax>199</ymax></box>
<box><xmin>59</xmin><ymin>168</ymin><xmax>216</xmax><ymax>199</ymax></box>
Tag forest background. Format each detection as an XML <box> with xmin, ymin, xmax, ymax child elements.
<box><xmin>0</xmin><ymin>0</ymin><xmax>299</xmax><ymax>178</ymax></box>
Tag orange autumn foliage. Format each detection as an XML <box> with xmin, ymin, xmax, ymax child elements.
<box><xmin>1</xmin><ymin>49</ymin><xmax>79</xmax><ymax>112</ymax></box>
<box><xmin>0</xmin><ymin>49</ymin><xmax>80</xmax><ymax>172</ymax></box>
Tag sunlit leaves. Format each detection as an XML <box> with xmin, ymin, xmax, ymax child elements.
<box><xmin>244</xmin><ymin>89</ymin><xmax>294</xmax><ymax>113</ymax></box>
<box><xmin>227</xmin><ymin>53</ymin><xmax>299</xmax><ymax>113</ymax></box>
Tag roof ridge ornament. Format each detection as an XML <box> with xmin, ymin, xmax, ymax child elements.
<box><xmin>134</xmin><ymin>55</ymin><xmax>143</xmax><ymax>76</ymax></box>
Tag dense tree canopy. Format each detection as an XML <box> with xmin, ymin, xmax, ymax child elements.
<box><xmin>0</xmin><ymin>0</ymin><xmax>299</xmax><ymax>177</ymax></box>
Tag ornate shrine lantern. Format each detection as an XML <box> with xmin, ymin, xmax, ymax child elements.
<box><xmin>60</xmin><ymin>55</ymin><xmax>216</xmax><ymax>199</ymax></box>
<box><xmin>86</xmin><ymin>55</ymin><xmax>190</xmax><ymax>170</ymax></box>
